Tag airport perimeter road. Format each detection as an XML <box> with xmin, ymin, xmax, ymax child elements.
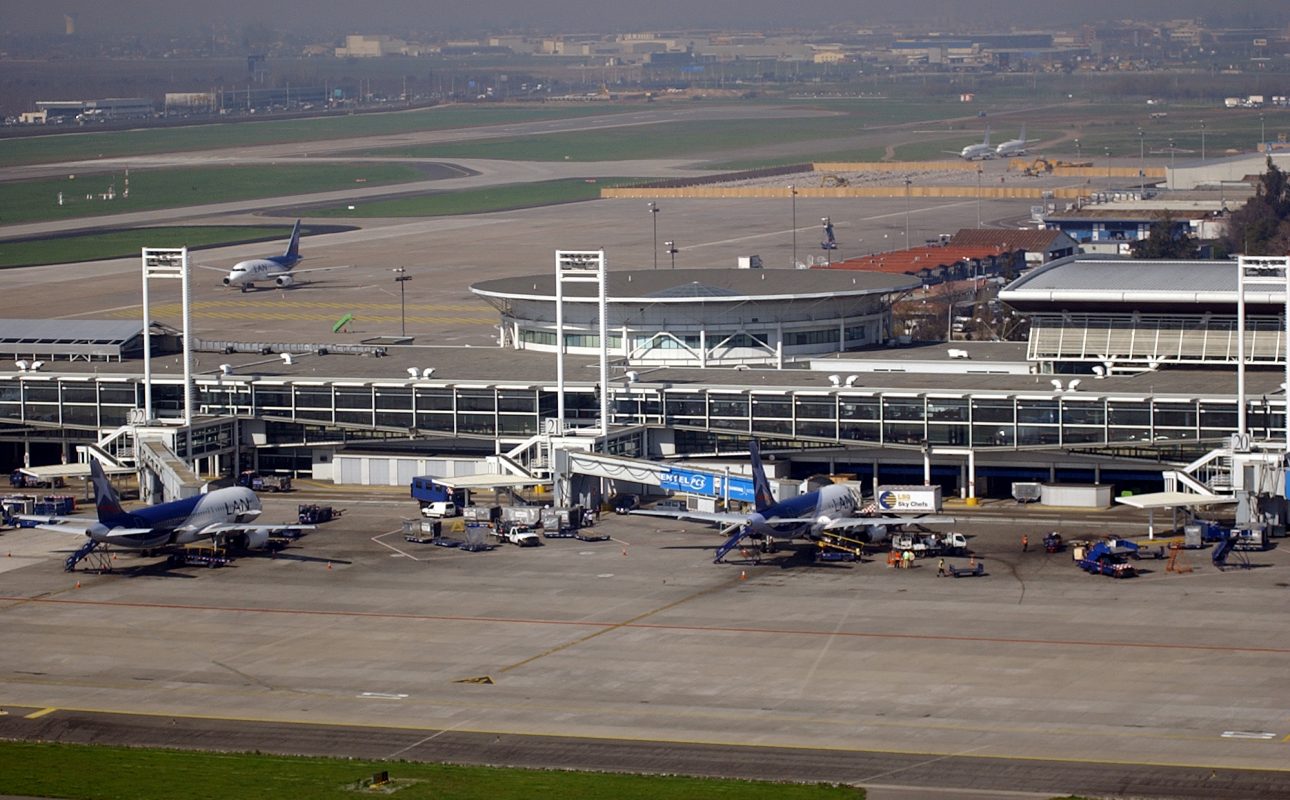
<box><xmin>2</xmin><ymin>501</ymin><xmax>1289</xmax><ymax>798</ymax></box>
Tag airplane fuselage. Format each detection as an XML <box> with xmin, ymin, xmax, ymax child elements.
<box><xmin>222</xmin><ymin>256</ymin><xmax>299</xmax><ymax>291</ymax></box>
<box><xmin>747</xmin><ymin>483</ymin><xmax>858</xmax><ymax>541</ymax></box>
<box><xmin>995</xmin><ymin>140</ymin><xmax>1027</xmax><ymax>157</ymax></box>
<box><xmin>95</xmin><ymin>487</ymin><xmax>262</xmax><ymax>549</ymax></box>
<box><xmin>959</xmin><ymin>144</ymin><xmax>995</xmax><ymax>161</ymax></box>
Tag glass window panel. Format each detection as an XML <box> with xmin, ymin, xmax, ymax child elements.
<box><xmin>1062</xmin><ymin>402</ymin><xmax>1105</xmax><ymax>426</ymax></box>
<box><xmin>883</xmin><ymin>398</ymin><xmax>924</xmax><ymax>421</ymax></box>
<box><xmin>840</xmin><ymin>398</ymin><xmax>881</xmax><ymax>420</ymax></box>
<box><xmin>1017</xmin><ymin>400</ymin><xmax>1059</xmax><ymax>425</ymax></box>
<box><xmin>927</xmin><ymin>398</ymin><xmax>969</xmax><ymax>422</ymax></box>
<box><xmin>1108</xmin><ymin>402</ymin><xmax>1150</xmax><ymax>426</ymax></box>
<box><xmin>795</xmin><ymin>396</ymin><xmax>836</xmax><ymax>420</ymax></box>
<box><xmin>971</xmin><ymin>399</ymin><xmax>1013</xmax><ymax>423</ymax></box>
<box><xmin>973</xmin><ymin>424</ymin><xmax>1014</xmax><ymax>446</ymax></box>
<box><xmin>752</xmin><ymin>398</ymin><xmax>793</xmax><ymax>418</ymax></box>
<box><xmin>883</xmin><ymin>422</ymin><xmax>925</xmax><ymax>444</ymax></box>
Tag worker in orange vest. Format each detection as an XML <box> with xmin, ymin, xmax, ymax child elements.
<box><xmin>1021</xmin><ymin>534</ymin><xmax>1030</xmax><ymax>552</ymax></box>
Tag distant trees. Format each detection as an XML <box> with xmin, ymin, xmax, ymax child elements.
<box><xmin>1223</xmin><ymin>158</ymin><xmax>1290</xmax><ymax>256</ymax></box>
<box><xmin>1131</xmin><ymin>211</ymin><xmax>1199</xmax><ymax>259</ymax></box>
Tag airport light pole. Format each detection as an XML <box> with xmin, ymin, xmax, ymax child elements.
<box><xmin>665</xmin><ymin>240</ymin><xmax>677</xmax><ymax>270</ymax></box>
<box><xmin>789</xmin><ymin>184</ymin><xmax>798</xmax><ymax>267</ymax></box>
<box><xmin>1260</xmin><ymin>113</ymin><xmax>1266</xmax><ymax>150</ymax></box>
<box><xmin>975</xmin><ymin>166</ymin><xmax>983</xmax><ymax>228</ymax></box>
<box><xmin>1074</xmin><ymin>138</ymin><xmax>1080</xmax><ymax>161</ymax></box>
<box><xmin>647</xmin><ymin>202</ymin><xmax>660</xmax><ymax>270</ymax></box>
<box><xmin>393</xmin><ymin>267</ymin><xmax>411</xmax><ymax>336</ymax></box>
<box><xmin>903</xmin><ymin>178</ymin><xmax>912</xmax><ymax>251</ymax></box>
<box><xmin>1138</xmin><ymin>128</ymin><xmax>1145</xmax><ymax>196</ymax></box>
<box><xmin>1200</xmin><ymin>120</ymin><xmax>1206</xmax><ymax>162</ymax></box>
<box><xmin>1169</xmin><ymin>138</ymin><xmax>1176</xmax><ymax>169</ymax></box>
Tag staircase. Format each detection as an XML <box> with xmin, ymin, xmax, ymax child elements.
<box><xmin>1164</xmin><ymin>447</ymin><xmax>1235</xmax><ymax>497</ymax></box>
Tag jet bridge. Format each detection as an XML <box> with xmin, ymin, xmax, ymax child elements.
<box><xmin>551</xmin><ymin>448</ymin><xmax>756</xmax><ymax>508</ymax></box>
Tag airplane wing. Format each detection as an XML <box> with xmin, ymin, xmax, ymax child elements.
<box><xmin>292</xmin><ymin>265</ymin><xmax>351</xmax><ymax>275</ymax></box>
<box><xmin>14</xmin><ymin>516</ymin><xmax>154</xmax><ymax>538</ymax></box>
<box><xmin>192</xmin><ymin>264</ymin><xmax>232</xmax><ymax>274</ymax></box>
<box><xmin>198</xmin><ymin>522</ymin><xmax>316</xmax><ymax>536</ymax></box>
<box><xmin>630</xmin><ymin>509</ymin><xmax>749</xmax><ymax>525</ymax></box>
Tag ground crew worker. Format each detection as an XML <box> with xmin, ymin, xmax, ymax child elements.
<box><xmin>901</xmin><ymin>549</ymin><xmax>914</xmax><ymax>569</ymax></box>
<box><xmin>1021</xmin><ymin>534</ymin><xmax>1029</xmax><ymax>552</ymax></box>
<box><xmin>937</xmin><ymin>558</ymin><xmax>947</xmax><ymax>577</ymax></box>
<box><xmin>968</xmin><ymin>554</ymin><xmax>977</xmax><ymax>569</ymax></box>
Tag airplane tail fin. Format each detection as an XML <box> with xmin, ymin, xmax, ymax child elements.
<box><xmin>1019</xmin><ymin>123</ymin><xmax>1026</xmax><ymax>141</ymax></box>
<box><xmin>89</xmin><ymin>458</ymin><xmax>129</xmax><ymax>526</ymax></box>
<box><xmin>749</xmin><ymin>439</ymin><xmax>775</xmax><ymax>513</ymax></box>
<box><xmin>283</xmin><ymin>219</ymin><xmax>302</xmax><ymax>263</ymax></box>
<box><xmin>983</xmin><ymin>126</ymin><xmax>990</xmax><ymax>146</ymax></box>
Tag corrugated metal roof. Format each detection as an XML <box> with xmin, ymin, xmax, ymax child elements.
<box><xmin>0</xmin><ymin>319</ymin><xmax>146</xmax><ymax>345</ymax></box>
<box><xmin>1005</xmin><ymin>259</ymin><xmax>1234</xmax><ymax>295</ymax></box>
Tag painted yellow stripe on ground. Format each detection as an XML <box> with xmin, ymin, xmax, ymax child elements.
<box><xmin>24</xmin><ymin>707</ymin><xmax>57</xmax><ymax>719</ymax></box>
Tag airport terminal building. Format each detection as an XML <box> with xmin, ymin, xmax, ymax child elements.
<box><xmin>0</xmin><ymin>257</ymin><xmax>1286</xmax><ymax>500</ymax></box>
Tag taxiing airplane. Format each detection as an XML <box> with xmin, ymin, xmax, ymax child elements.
<box><xmin>21</xmin><ymin>458</ymin><xmax>312</xmax><ymax>555</ymax></box>
<box><xmin>631</xmin><ymin>440</ymin><xmax>953</xmax><ymax>562</ymax></box>
<box><xmin>994</xmin><ymin>124</ymin><xmax>1036</xmax><ymax>158</ymax></box>
<box><xmin>216</xmin><ymin>220</ymin><xmax>343</xmax><ymax>292</ymax></box>
<box><xmin>952</xmin><ymin>128</ymin><xmax>994</xmax><ymax>161</ymax></box>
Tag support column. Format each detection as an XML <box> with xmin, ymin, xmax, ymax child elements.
<box><xmin>923</xmin><ymin>449</ymin><xmax>932</xmax><ymax>486</ymax></box>
<box><xmin>968</xmin><ymin>449</ymin><xmax>977</xmax><ymax>500</ymax></box>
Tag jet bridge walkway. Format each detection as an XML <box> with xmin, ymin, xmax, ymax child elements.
<box><xmin>136</xmin><ymin>438</ymin><xmax>203</xmax><ymax>504</ymax></box>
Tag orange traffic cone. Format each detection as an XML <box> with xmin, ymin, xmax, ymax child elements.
<box><xmin>326</xmin><ymin>561</ymin><xmax>332</xmax><ymax>570</ymax></box>
<box><xmin>739</xmin><ymin>570</ymin><xmax>747</xmax><ymax>581</ymax></box>
<box><xmin>74</xmin><ymin>580</ymin><xmax>81</xmax><ymax>589</ymax></box>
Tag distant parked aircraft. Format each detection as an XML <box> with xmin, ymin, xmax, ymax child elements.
<box><xmin>995</xmin><ymin>124</ymin><xmax>1037</xmax><ymax>157</ymax></box>
<box><xmin>949</xmin><ymin>128</ymin><xmax>994</xmax><ymax>161</ymax></box>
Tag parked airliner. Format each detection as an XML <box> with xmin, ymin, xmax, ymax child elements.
<box><xmin>995</xmin><ymin>125</ymin><xmax>1036</xmax><ymax>158</ymax></box>
<box><xmin>22</xmin><ymin>458</ymin><xmax>312</xmax><ymax>553</ymax></box>
<box><xmin>632</xmin><ymin>440</ymin><xmax>952</xmax><ymax>562</ymax></box>
<box><xmin>952</xmin><ymin>128</ymin><xmax>994</xmax><ymax>161</ymax></box>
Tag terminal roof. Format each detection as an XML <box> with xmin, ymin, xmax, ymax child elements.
<box><xmin>1001</xmin><ymin>257</ymin><xmax>1285</xmax><ymax>311</ymax></box>
<box><xmin>471</xmin><ymin>268</ymin><xmax>917</xmax><ymax>302</ymax></box>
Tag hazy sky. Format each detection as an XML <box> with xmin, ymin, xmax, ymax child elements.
<box><xmin>10</xmin><ymin>1</ymin><xmax>1290</xmax><ymax>36</ymax></box>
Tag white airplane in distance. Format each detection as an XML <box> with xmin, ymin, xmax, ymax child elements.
<box><xmin>631</xmin><ymin>440</ymin><xmax>954</xmax><ymax>563</ymax></box>
<box><xmin>951</xmin><ymin>128</ymin><xmax>995</xmax><ymax>161</ymax></box>
<box><xmin>19</xmin><ymin>458</ymin><xmax>313</xmax><ymax>565</ymax></box>
<box><xmin>995</xmin><ymin>124</ymin><xmax>1037</xmax><ymax>158</ymax></box>
<box><xmin>211</xmin><ymin>220</ymin><xmax>345</xmax><ymax>292</ymax></box>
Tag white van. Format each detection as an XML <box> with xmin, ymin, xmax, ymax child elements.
<box><xmin>421</xmin><ymin>501</ymin><xmax>460</xmax><ymax>518</ymax></box>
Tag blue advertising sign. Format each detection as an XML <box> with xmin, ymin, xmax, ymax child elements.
<box><xmin>659</xmin><ymin>468</ymin><xmax>755</xmax><ymax>503</ymax></box>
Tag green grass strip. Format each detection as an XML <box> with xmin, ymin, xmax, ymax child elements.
<box><xmin>0</xmin><ymin>163</ymin><xmax>426</xmax><ymax>225</ymax></box>
<box><xmin>0</xmin><ymin>225</ymin><xmax>298</xmax><ymax>268</ymax></box>
<box><xmin>302</xmin><ymin>177</ymin><xmax>646</xmax><ymax>218</ymax></box>
<box><xmin>0</xmin><ymin>105</ymin><xmax>635</xmax><ymax>168</ymax></box>
<box><xmin>0</xmin><ymin>741</ymin><xmax>864</xmax><ymax>800</ymax></box>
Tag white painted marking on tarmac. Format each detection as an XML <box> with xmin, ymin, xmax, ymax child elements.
<box><xmin>596</xmin><ymin>573</ymin><xmax>615</xmax><ymax>578</ymax></box>
<box><xmin>1221</xmin><ymin>730</ymin><xmax>1276</xmax><ymax>739</ymax></box>
<box><xmin>579</xmin><ymin>551</ymin><xmax>595</xmax><ymax>555</ymax></box>
<box><xmin>371</xmin><ymin>530</ymin><xmax>422</xmax><ymax>561</ymax></box>
<box><xmin>358</xmin><ymin>692</ymin><xmax>408</xmax><ymax>700</ymax></box>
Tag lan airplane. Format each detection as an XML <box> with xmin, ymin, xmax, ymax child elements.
<box><xmin>22</xmin><ymin>458</ymin><xmax>312</xmax><ymax>555</ymax></box>
<box><xmin>995</xmin><ymin>124</ymin><xmax>1036</xmax><ymax>158</ymax></box>
<box><xmin>217</xmin><ymin>221</ymin><xmax>343</xmax><ymax>292</ymax></box>
<box><xmin>631</xmin><ymin>440</ymin><xmax>952</xmax><ymax>562</ymax></box>
<box><xmin>952</xmin><ymin>128</ymin><xmax>994</xmax><ymax>161</ymax></box>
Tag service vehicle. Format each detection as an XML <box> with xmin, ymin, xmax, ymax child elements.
<box><xmin>495</xmin><ymin>524</ymin><xmax>541</xmax><ymax>547</ymax></box>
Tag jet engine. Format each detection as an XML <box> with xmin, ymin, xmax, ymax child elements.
<box><xmin>230</xmin><ymin>529</ymin><xmax>272</xmax><ymax>550</ymax></box>
<box><xmin>275</xmin><ymin>274</ymin><xmax>295</xmax><ymax>288</ymax></box>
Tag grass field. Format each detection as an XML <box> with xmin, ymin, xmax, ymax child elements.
<box><xmin>0</xmin><ymin>741</ymin><xmax>865</xmax><ymax>800</ymax></box>
<box><xmin>302</xmin><ymin>178</ymin><xmax>645</xmax><ymax>218</ymax></box>
<box><xmin>344</xmin><ymin>101</ymin><xmax>975</xmax><ymax>162</ymax></box>
<box><xmin>0</xmin><ymin>105</ymin><xmax>635</xmax><ymax>169</ymax></box>
<box><xmin>0</xmin><ymin>225</ymin><xmax>299</xmax><ymax>268</ymax></box>
<box><xmin>0</xmin><ymin>163</ymin><xmax>426</xmax><ymax>225</ymax></box>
